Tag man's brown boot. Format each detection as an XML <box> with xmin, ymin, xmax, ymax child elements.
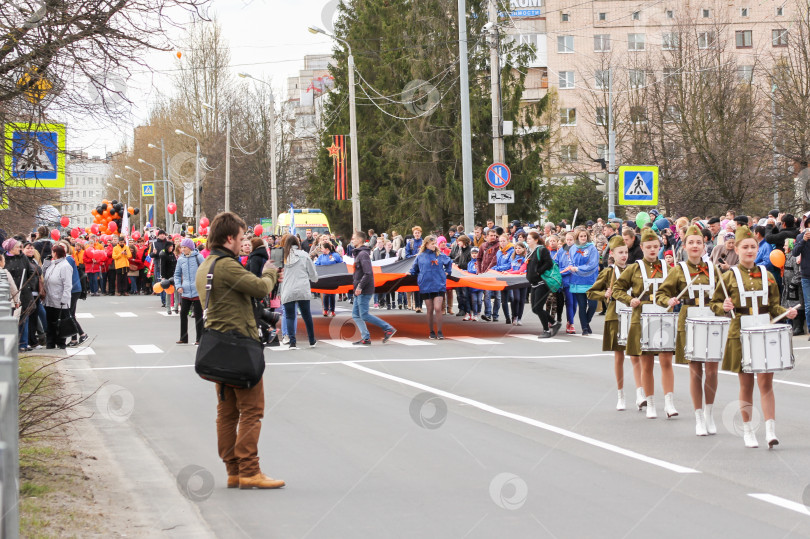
<box><xmin>227</xmin><ymin>475</ymin><xmax>239</xmax><ymax>488</ymax></box>
<box><xmin>239</xmin><ymin>473</ymin><xmax>285</xmax><ymax>490</ymax></box>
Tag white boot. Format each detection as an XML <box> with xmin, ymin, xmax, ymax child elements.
<box><xmin>695</xmin><ymin>409</ymin><xmax>708</xmax><ymax>436</ymax></box>
<box><xmin>664</xmin><ymin>392</ymin><xmax>679</xmax><ymax>418</ymax></box>
<box><xmin>765</xmin><ymin>419</ymin><xmax>779</xmax><ymax>449</ymax></box>
<box><xmin>704</xmin><ymin>404</ymin><xmax>716</xmax><ymax>435</ymax></box>
<box><xmin>646</xmin><ymin>395</ymin><xmax>657</xmax><ymax>419</ymax></box>
<box><xmin>635</xmin><ymin>387</ymin><xmax>647</xmax><ymax>411</ymax></box>
<box><xmin>743</xmin><ymin>421</ymin><xmax>759</xmax><ymax>448</ymax></box>
<box><xmin>616</xmin><ymin>390</ymin><xmax>626</xmax><ymax>411</ymax></box>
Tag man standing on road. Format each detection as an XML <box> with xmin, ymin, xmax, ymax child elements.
<box><xmin>300</xmin><ymin>229</ymin><xmax>314</xmax><ymax>252</ymax></box>
<box><xmin>477</xmin><ymin>228</ymin><xmax>501</xmax><ymax>321</ymax></box>
<box><xmin>196</xmin><ymin>212</ymin><xmax>285</xmax><ymax>490</ymax></box>
<box><xmin>150</xmin><ymin>230</ymin><xmax>170</xmax><ymax>306</ymax></box>
<box><xmin>350</xmin><ymin>231</ymin><xmax>396</xmax><ymax>345</ymax></box>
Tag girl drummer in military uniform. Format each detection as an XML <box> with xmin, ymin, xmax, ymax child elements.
<box><xmin>709</xmin><ymin>226</ymin><xmax>797</xmax><ymax>449</ymax></box>
<box><xmin>613</xmin><ymin>228</ymin><xmax>678</xmax><ymax>419</ymax></box>
<box><xmin>587</xmin><ymin>235</ymin><xmax>644</xmax><ymax>411</ymax></box>
<box><xmin>656</xmin><ymin>225</ymin><xmax>720</xmax><ymax>436</ymax></box>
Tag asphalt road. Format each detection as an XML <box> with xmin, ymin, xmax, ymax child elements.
<box><xmin>63</xmin><ymin>294</ymin><xmax>810</xmax><ymax>538</ymax></box>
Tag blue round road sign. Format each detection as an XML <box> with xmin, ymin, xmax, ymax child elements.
<box><xmin>486</xmin><ymin>163</ymin><xmax>511</xmax><ymax>188</ymax></box>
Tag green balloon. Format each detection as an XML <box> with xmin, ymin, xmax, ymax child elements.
<box><xmin>635</xmin><ymin>212</ymin><xmax>651</xmax><ymax>227</ymax></box>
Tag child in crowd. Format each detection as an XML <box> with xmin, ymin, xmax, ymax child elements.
<box><xmin>466</xmin><ymin>248</ymin><xmax>482</xmax><ymax>321</ymax></box>
<box><xmin>664</xmin><ymin>250</ymin><xmax>675</xmax><ymax>267</ymax></box>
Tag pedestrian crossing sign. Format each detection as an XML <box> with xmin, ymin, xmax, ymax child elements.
<box><xmin>3</xmin><ymin>122</ymin><xmax>66</xmax><ymax>188</ymax></box>
<box><xmin>618</xmin><ymin>165</ymin><xmax>658</xmax><ymax>206</ymax></box>
<box><xmin>142</xmin><ymin>183</ymin><xmax>155</xmax><ymax>197</ymax></box>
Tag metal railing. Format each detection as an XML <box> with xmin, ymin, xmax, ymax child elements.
<box><xmin>0</xmin><ymin>271</ymin><xmax>19</xmax><ymax>539</ymax></box>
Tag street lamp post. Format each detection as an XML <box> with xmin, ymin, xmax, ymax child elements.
<box><xmin>106</xmin><ymin>183</ymin><xmax>122</xmax><ymax>201</ymax></box>
<box><xmin>238</xmin><ymin>73</ymin><xmax>277</xmax><ymax>229</ymax></box>
<box><xmin>201</xmin><ymin>102</ymin><xmax>232</xmax><ymax>213</ymax></box>
<box><xmin>123</xmin><ymin>166</ymin><xmax>143</xmax><ymax>229</ymax></box>
<box><xmin>114</xmin><ymin>174</ymin><xmax>132</xmax><ymax>217</ymax></box>
<box><xmin>308</xmin><ymin>25</ymin><xmax>361</xmax><ymax>232</ymax></box>
<box><xmin>148</xmin><ymin>141</ymin><xmax>172</xmax><ymax>229</ymax></box>
<box><xmin>138</xmin><ymin>158</ymin><xmax>167</xmax><ymax>229</ymax></box>
<box><xmin>174</xmin><ymin>129</ymin><xmax>201</xmax><ymax>231</ymax></box>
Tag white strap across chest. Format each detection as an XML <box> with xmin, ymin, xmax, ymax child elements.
<box><xmin>636</xmin><ymin>259</ymin><xmax>668</xmax><ymax>297</ymax></box>
<box><xmin>678</xmin><ymin>261</ymin><xmax>715</xmax><ymax>308</ymax></box>
<box><xmin>730</xmin><ymin>265</ymin><xmax>768</xmax><ymax>316</ymax></box>
<box><xmin>612</xmin><ymin>265</ymin><xmax>628</xmax><ymax>311</ymax></box>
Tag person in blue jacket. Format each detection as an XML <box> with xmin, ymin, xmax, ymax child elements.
<box><xmin>562</xmin><ymin>227</ymin><xmax>600</xmax><ymax>335</ymax></box>
<box><xmin>493</xmin><ymin>233</ymin><xmax>515</xmax><ymax>323</ymax></box>
<box><xmin>466</xmin><ymin>248</ymin><xmax>482</xmax><ymax>320</ymax></box>
<box><xmin>314</xmin><ymin>242</ymin><xmax>343</xmax><ymax>317</ymax></box>
<box><xmin>405</xmin><ymin>226</ymin><xmax>425</xmax><ymax>313</ymax></box>
<box><xmin>409</xmin><ymin>235</ymin><xmax>453</xmax><ymax>339</ymax></box>
<box><xmin>557</xmin><ymin>231</ymin><xmax>578</xmax><ymax>333</ymax></box>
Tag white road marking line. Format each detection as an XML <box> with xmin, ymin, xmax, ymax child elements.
<box><xmin>345</xmin><ymin>362</ymin><xmax>700</xmax><ymax>475</ymax></box>
<box><xmin>580</xmin><ymin>334</ymin><xmax>603</xmax><ymax>340</ymax></box>
<box><xmin>748</xmin><ymin>493</ymin><xmax>810</xmax><ymax>516</ymax></box>
<box><xmin>320</xmin><ymin>339</ymin><xmax>358</xmax><ymax>348</ymax></box>
<box><xmin>670</xmin><ymin>362</ymin><xmax>810</xmax><ymax>389</ymax></box>
<box><xmin>793</xmin><ymin>346</ymin><xmax>810</xmax><ymax>350</ymax></box>
<box><xmin>72</xmin><ymin>352</ymin><xmax>614</xmax><ymax>371</ymax></box>
<box><xmin>67</xmin><ymin>346</ymin><xmax>95</xmax><ymax>356</ymax></box>
<box><xmin>510</xmin><ymin>334</ymin><xmax>569</xmax><ymax>343</ymax></box>
<box><xmin>116</xmin><ymin>312</ymin><xmax>137</xmax><ymax>318</ymax></box>
<box><xmin>448</xmin><ymin>336</ymin><xmax>500</xmax><ymax>345</ymax></box>
<box><xmin>128</xmin><ymin>344</ymin><xmax>163</xmax><ymax>354</ymax></box>
<box><xmin>389</xmin><ymin>337</ymin><xmax>434</xmax><ymax>346</ymax></box>
<box><xmin>74</xmin><ymin>313</ymin><xmax>94</xmax><ymax>319</ymax></box>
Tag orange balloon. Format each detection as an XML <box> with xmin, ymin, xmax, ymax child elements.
<box><xmin>770</xmin><ymin>249</ymin><xmax>786</xmax><ymax>269</ymax></box>
<box><xmin>102</xmin><ymin>199</ymin><xmax>109</xmax><ymax>205</ymax></box>
<box><xmin>153</xmin><ymin>283</ymin><xmax>163</xmax><ymax>294</ymax></box>
<box><xmin>128</xmin><ymin>206</ymin><xmax>134</xmax><ymax>215</ymax></box>
<box><xmin>103</xmin><ymin>210</ymin><xmax>110</xmax><ymax>218</ymax></box>
<box><xmin>165</xmin><ymin>285</ymin><xmax>175</xmax><ymax>295</ymax></box>
<box><xmin>91</xmin><ymin>209</ymin><xmax>98</xmax><ymax>216</ymax></box>
<box><xmin>176</xmin><ymin>51</ymin><xmax>182</xmax><ymax>59</ymax></box>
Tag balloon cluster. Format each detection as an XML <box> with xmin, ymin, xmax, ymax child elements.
<box><xmin>87</xmin><ymin>199</ymin><xmax>138</xmax><ymax>236</ymax></box>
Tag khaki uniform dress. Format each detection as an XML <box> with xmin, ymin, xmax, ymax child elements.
<box><xmin>708</xmin><ymin>264</ymin><xmax>786</xmax><ymax>373</ymax></box>
<box><xmin>587</xmin><ymin>265</ymin><xmax>626</xmax><ymax>352</ymax></box>
<box><xmin>612</xmin><ymin>259</ymin><xmax>669</xmax><ymax>357</ymax></box>
<box><xmin>656</xmin><ymin>260</ymin><xmax>718</xmax><ymax>364</ymax></box>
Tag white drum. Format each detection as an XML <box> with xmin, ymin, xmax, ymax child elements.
<box><xmin>741</xmin><ymin>324</ymin><xmax>794</xmax><ymax>373</ymax></box>
<box><xmin>618</xmin><ymin>308</ymin><xmax>633</xmax><ymax>346</ymax></box>
<box><xmin>685</xmin><ymin>317</ymin><xmax>730</xmax><ymax>362</ymax></box>
<box><xmin>641</xmin><ymin>312</ymin><xmax>678</xmax><ymax>352</ymax></box>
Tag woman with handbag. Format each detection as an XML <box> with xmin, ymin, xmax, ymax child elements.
<box><xmin>43</xmin><ymin>244</ymin><xmax>74</xmax><ymax>350</ymax></box>
<box><xmin>174</xmin><ymin>238</ymin><xmax>205</xmax><ymax>345</ymax></box>
<box><xmin>4</xmin><ymin>238</ymin><xmax>36</xmax><ymax>352</ymax></box>
<box><xmin>279</xmin><ymin>235</ymin><xmax>319</xmax><ymax>349</ymax></box>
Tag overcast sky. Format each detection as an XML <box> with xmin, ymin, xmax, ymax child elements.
<box><xmin>70</xmin><ymin>0</ymin><xmax>338</xmax><ymax>157</ymax></box>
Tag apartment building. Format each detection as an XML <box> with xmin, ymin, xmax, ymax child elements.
<box><xmin>502</xmin><ymin>0</ymin><xmax>796</xmax><ymax>179</ymax></box>
<box><xmin>61</xmin><ymin>155</ymin><xmax>111</xmax><ymax>229</ymax></box>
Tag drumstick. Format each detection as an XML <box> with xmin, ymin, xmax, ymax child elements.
<box><xmin>715</xmin><ymin>267</ymin><xmax>736</xmax><ymax>319</ymax></box>
<box><xmin>770</xmin><ymin>306</ymin><xmax>798</xmax><ymax>325</ymax></box>
<box><xmin>666</xmin><ymin>272</ymin><xmax>702</xmax><ymax>312</ymax></box>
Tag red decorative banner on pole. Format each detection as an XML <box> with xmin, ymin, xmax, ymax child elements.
<box><xmin>328</xmin><ymin>135</ymin><xmax>347</xmax><ymax>200</ymax></box>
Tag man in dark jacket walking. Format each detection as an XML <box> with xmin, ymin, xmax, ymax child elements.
<box><xmin>351</xmin><ymin>231</ymin><xmax>396</xmax><ymax>345</ymax></box>
<box><xmin>792</xmin><ymin>220</ymin><xmax>810</xmax><ymax>339</ymax></box>
<box><xmin>477</xmin><ymin>228</ymin><xmax>501</xmax><ymax>321</ymax></box>
<box><xmin>765</xmin><ymin>214</ymin><xmax>799</xmax><ymax>253</ymax></box>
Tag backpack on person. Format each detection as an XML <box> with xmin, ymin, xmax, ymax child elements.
<box><xmin>536</xmin><ymin>246</ymin><xmax>562</xmax><ymax>292</ymax></box>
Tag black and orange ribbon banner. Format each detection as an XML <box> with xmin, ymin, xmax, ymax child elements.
<box><xmin>328</xmin><ymin>135</ymin><xmax>347</xmax><ymax>200</ymax></box>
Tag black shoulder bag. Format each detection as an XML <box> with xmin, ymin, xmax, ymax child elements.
<box><xmin>194</xmin><ymin>257</ymin><xmax>265</xmax><ymax>391</ymax></box>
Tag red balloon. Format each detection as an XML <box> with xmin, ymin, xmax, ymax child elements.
<box><xmin>199</xmin><ymin>226</ymin><xmax>208</xmax><ymax>236</ymax></box>
<box><xmin>85</xmin><ymin>248</ymin><xmax>94</xmax><ymax>259</ymax></box>
<box><xmin>167</xmin><ymin>202</ymin><xmax>177</xmax><ymax>215</ymax></box>
<box><xmin>254</xmin><ymin>225</ymin><xmax>263</xmax><ymax>236</ymax></box>
<box><xmin>95</xmin><ymin>250</ymin><xmax>106</xmax><ymax>262</ymax></box>
<box><xmin>108</xmin><ymin>221</ymin><xmax>118</xmax><ymax>233</ymax></box>
<box><xmin>90</xmin><ymin>224</ymin><xmax>100</xmax><ymax>235</ymax></box>
<box><xmin>50</xmin><ymin>229</ymin><xmax>60</xmax><ymax>241</ymax></box>
<box><xmin>70</xmin><ymin>227</ymin><xmax>80</xmax><ymax>238</ymax></box>
<box><xmin>200</xmin><ymin>217</ymin><xmax>210</xmax><ymax>228</ymax></box>
<box><xmin>60</xmin><ymin>216</ymin><xmax>69</xmax><ymax>227</ymax></box>
<box><xmin>132</xmin><ymin>231</ymin><xmax>141</xmax><ymax>241</ymax></box>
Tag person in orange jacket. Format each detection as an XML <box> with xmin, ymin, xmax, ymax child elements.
<box><xmin>112</xmin><ymin>236</ymin><xmax>132</xmax><ymax>296</ymax></box>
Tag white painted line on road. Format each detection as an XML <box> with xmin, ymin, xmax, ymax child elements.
<box><xmin>748</xmin><ymin>493</ymin><xmax>810</xmax><ymax>516</ymax></box>
<box><xmin>389</xmin><ymin>337</ymin><xmax>434</xmax><ymax>346</ymax></box>
<box><xmin>793</xmin><ymin>346</ymin><xmax>810</xmax><ymax>350</ymax></box>
<box><xmin>116</xmin><ymin>312</ymin><xmax>138</xmax><ymax>318</ymax></box>
<box><xmin>510</xmin><ymin>334</ymin><xmax>569</xmax><ymax>343</ymax></box>
<box><xmin>345</xmin><ymin>362</ymin><xmax>700</xmax><ymax>475</ymax></box>
<box><xmin>580</xmin><ymin>334</ymin><xmax>603</xmax><ymax>340</ymax></box>
<box><xmin>448</xmin><ymin>336</ymin><xmax>500</xmax><ymax>345</ymax></box>
<box><xmin>128</xmin><ymin>344</ymin><xmax>163</xmax><ymax>354</ymax></box>
<box><xmin>67</xmin><ymin>346</ymin><xmax>95</xmax><ymax>356</ymax></box>
<box><xmin>669</xmin><ymin>362</ymin><xmax>810</xmax><ymax>389</ymax></box>
<box><xmin>320</xmin><ymin>339</ymin><xmax>357</xmax><ymax>348</ymax></box>
<box><xmin>74</xmin><ymin>313</ymin><xmax>94</xmax><ymax>319</ymax></box>
<box><xmin>73</xmin><ymin>352</ymin><xmax>614</xmax><ymax>371</ymax></box>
